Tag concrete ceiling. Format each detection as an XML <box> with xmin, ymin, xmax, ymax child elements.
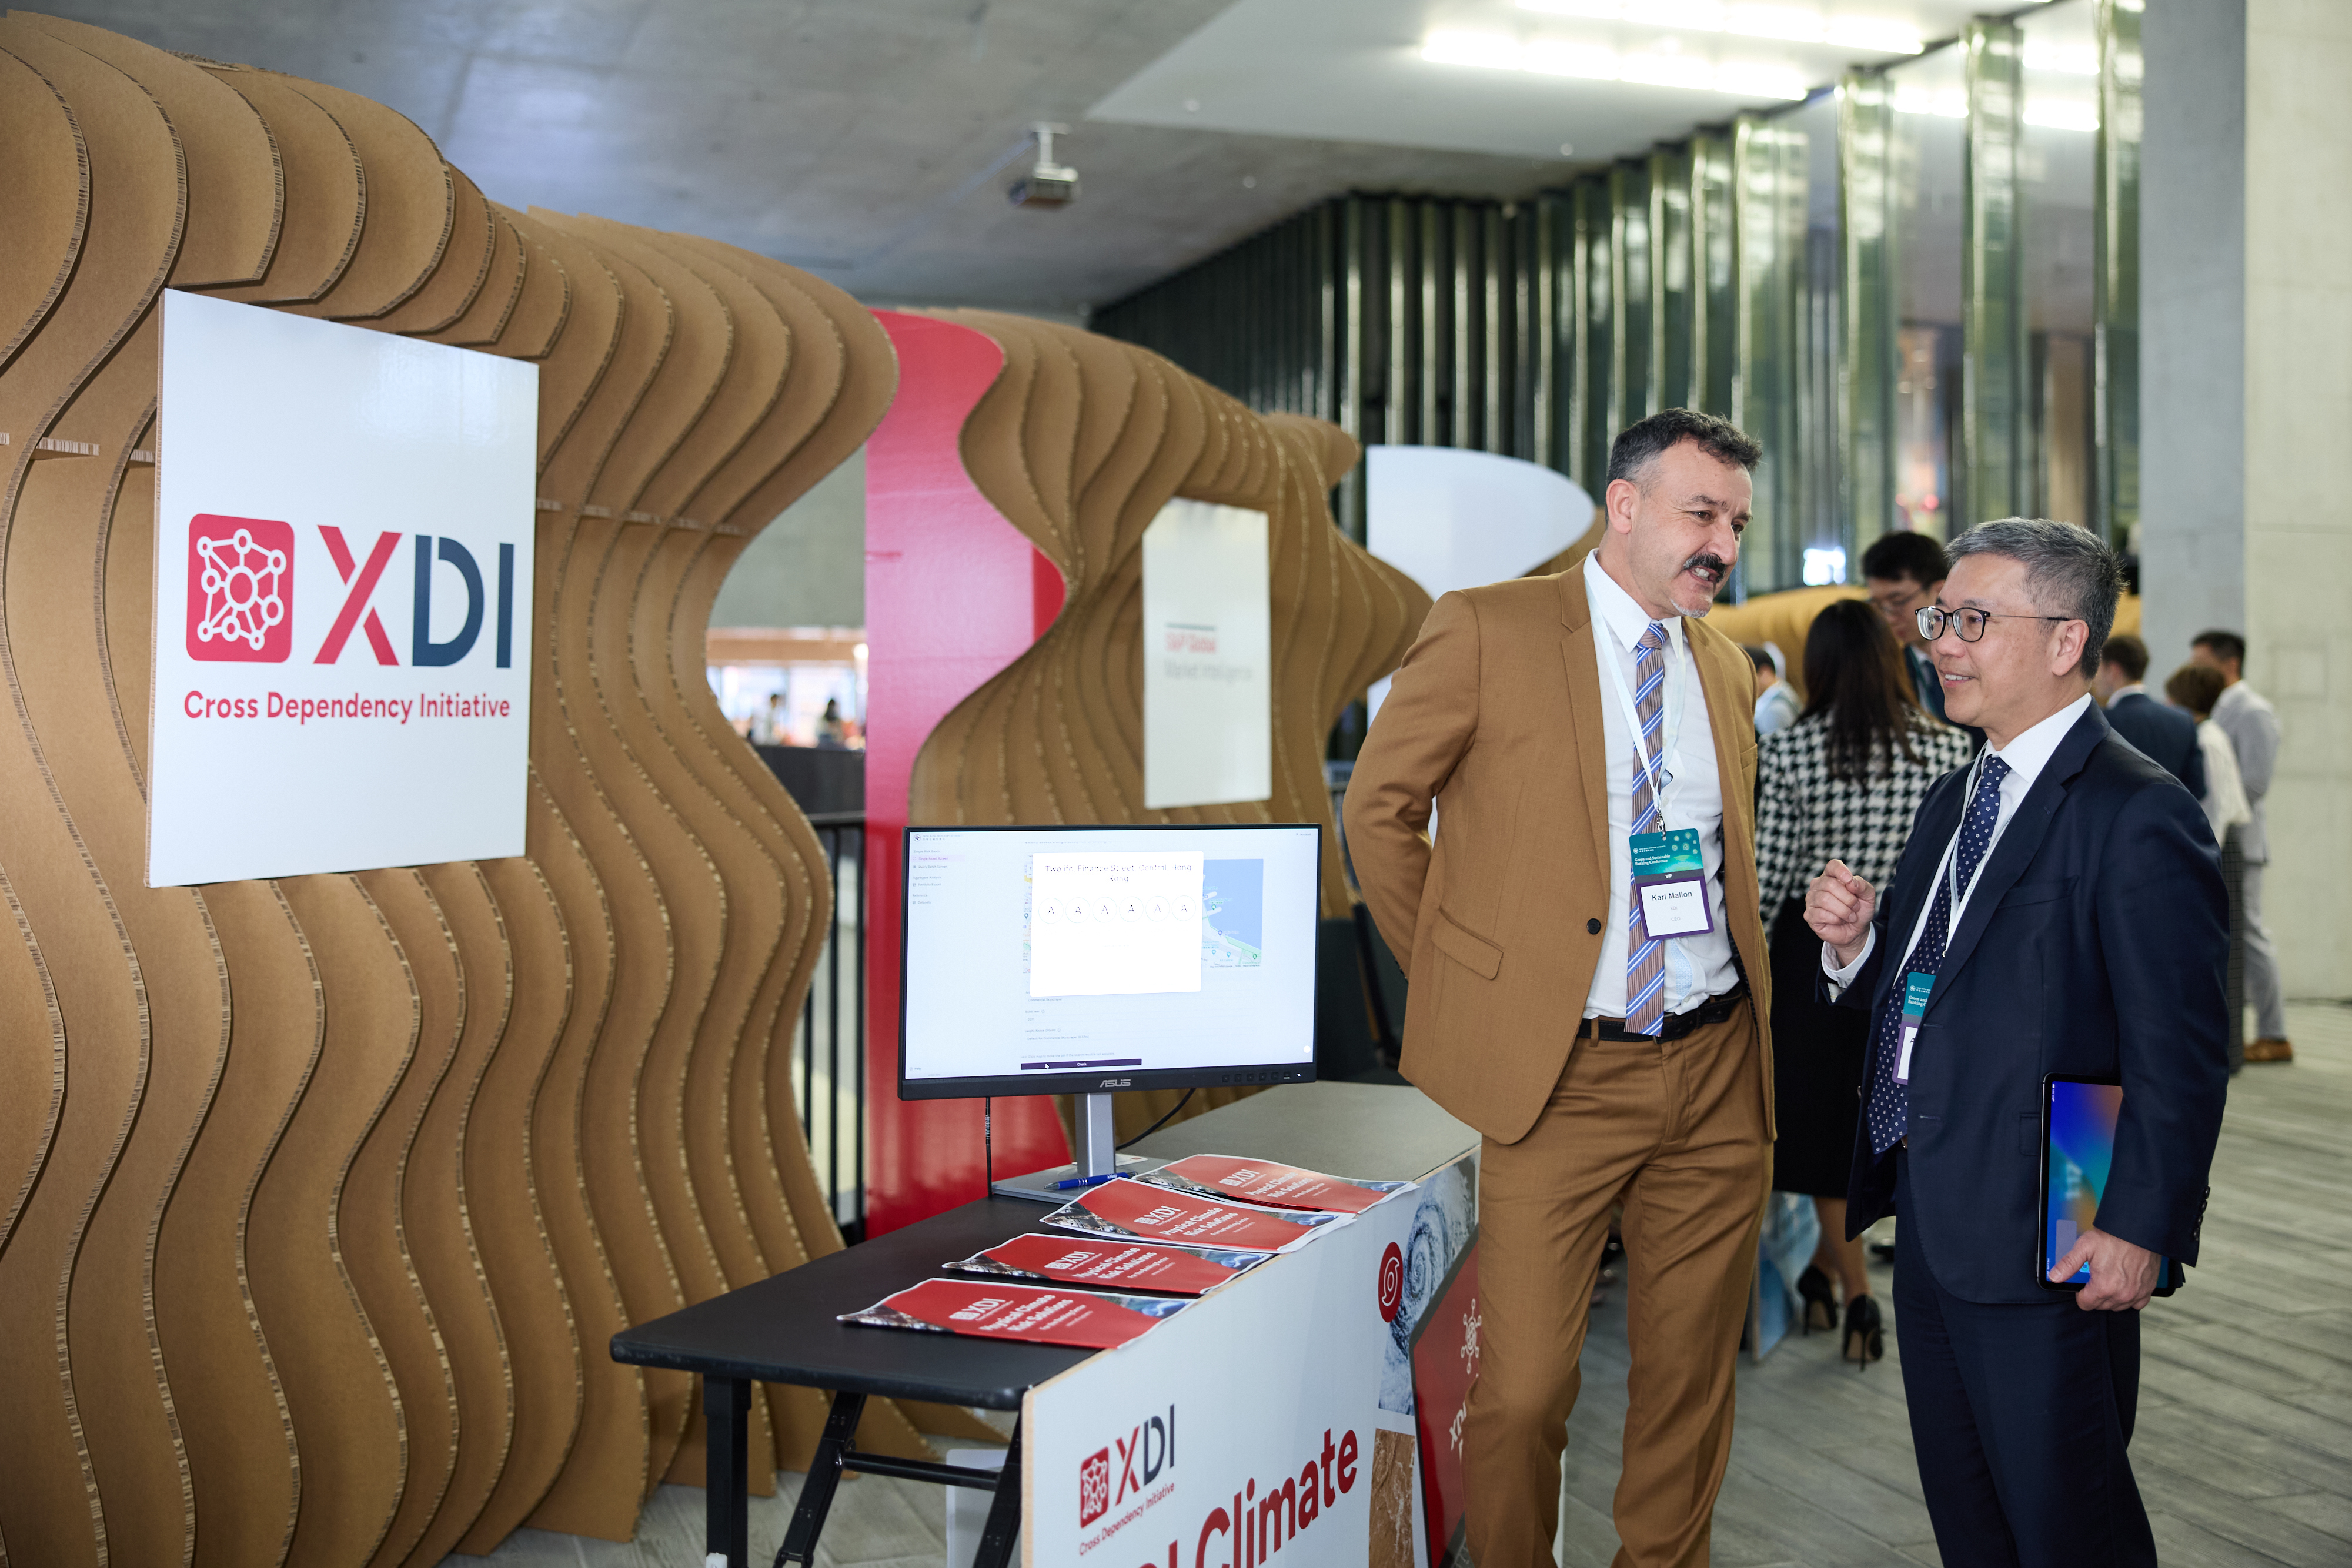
<box><xmin>38</xmin><ymin>0</ymin><xmax>2066</xmax><ymax>313</ymax></box>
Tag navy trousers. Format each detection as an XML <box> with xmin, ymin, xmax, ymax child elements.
<box><xmin>1893</xmin><ymin>1152</ymin><xmax>2158</xmax><ymax>1568</ymax></box>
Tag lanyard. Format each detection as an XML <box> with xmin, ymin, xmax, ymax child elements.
<box><xmin>1597</xmin><ymin>614</ymin><xmax>1689</xmax><ymax>819</ymax></box>
<box><xmin>1900</xmin><ymin>748</ymin><xmax>2004</xmax><ymax>975</ymax></box>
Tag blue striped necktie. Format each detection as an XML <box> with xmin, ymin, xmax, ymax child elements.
<box><xmin>1865</xmin><ymin>754</ymin><xmax>2011</xmax><ymax>1155</ymax></box>
<box><xmin>1625</xmin><ymin>621</ymin><xmax>1670</xmax><ymax>1036</ymax></box>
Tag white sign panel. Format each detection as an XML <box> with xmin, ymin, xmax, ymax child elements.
<box><xmin>1364</xmin><ymin>447</ymin><xmax>1593</xmax><ymax>726</ymax></box>
<box><xmin>1141</xmin><ymin>500</ymin><xmax>1271</xmax><ymax>810</ymax></box>
<box><xmin>149</xmin><ymin>290</ymin><xmax>538</xmax><ymax>886</ymax></box>
<box><xmin>1024</xmin><ymin>1152</ymin><xmax>1478</xmax><ymax>1568</ymax></box>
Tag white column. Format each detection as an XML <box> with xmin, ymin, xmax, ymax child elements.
<box><xmin>2143</xmin><ymin>0</ymin><xmax>2352</xmax><ymax>1000</ymax></box>
<box><xmin>2243</xmin><ymin>0</ymin><xmax>2352</xmax><ymax>999</ymax></box>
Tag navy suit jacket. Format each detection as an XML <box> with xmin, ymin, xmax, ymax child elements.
<box><xmin>1835</xmin><ymin>703</ymin><xmax>2228</xmax><ymax>1303</ymax></box>
<box><xmin>2105</xmin><ymin>690</ymin><xmax>2206</xmax><ymax>798</ymax></box>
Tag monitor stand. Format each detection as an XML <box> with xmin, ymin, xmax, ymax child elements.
<box><xmin>991</xmin><ymin>1091</ymin><xmax>1153</xmax><ymax>1203</ymax></box>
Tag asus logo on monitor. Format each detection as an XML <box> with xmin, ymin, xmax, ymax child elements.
<box><xmin>1099</xmin><ymin>1078</ymin><xmax>1132</xmax><ymax>1089</ymax></box>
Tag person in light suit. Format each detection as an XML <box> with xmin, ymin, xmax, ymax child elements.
<box><xmin>1348</xmin><ymin>408</ymin><xmax>1772</xmax><ymax>1568</ymax></box>
<box><xmin>2191</xmin><ymin>628</ymin><xmax>2289</xmax><ymax>1061</ymax></box>
<box><xmin>1807</xmin><ymin>518</ymin><xmax>2228</xmax><ymax>1568</ymax></box>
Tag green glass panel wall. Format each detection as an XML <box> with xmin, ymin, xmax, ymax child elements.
<box><xmin>1578</xmin><ymin>179</ymin><xmax>1615</xmax><ymax>487</ymax></box>
<box><xmin>1963</xmin><ymin>17</ymin><xmax>2029</xmax><ymax>526</ymax></box>
<box><xmin>1612</xmin><ymin>161</ymin><xmax>1654</xmax><ymax>424</ymax></box>
<box><xmin>2096</xmin><ymin>0</ymin><xmax>2142</xmax><ymax>549</ymax></box>
<box><xmin>1693</xmin><ymin>134</ymin><xmax>1738</xmax><ymax>420</ymax></box>
<box><xmin>1652</xmin><ymin>146</ymin><xmax>1696</xmax><ymax>413</ymax></box>
<box><xmin>1842</xmin><ymin>72</ymin><xmax>1899</xmax><ymax>540</ymax></box>
<box><xmin>1735</xmin><ymin>115</ymin><xmax>1808</xmax><ymax>595</ymax></box>
<box><xmin>1090</xmin><ymin>38</ymin><xmax>2120</xmax><ymax>577</ymax></box>
<box><xmin>1533</xmin><ymin>193</ymin><xmax>1568</xmax><ymax>472</ymax></box>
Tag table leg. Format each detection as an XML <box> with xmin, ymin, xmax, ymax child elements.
<box><xmin>707</xmin><ymin>1376</ymin><xmax>750</xmax><ymax>1568</ymax></box>
<box><xmin>971</xmin><ymin>1417</ymin><xmax>1022</xmax><ymax>1568</ymax></box>
<box><xmin>777</xmin><ymin>1390</ymin><xmax>867</xmax><ymax>1568</ymax></box>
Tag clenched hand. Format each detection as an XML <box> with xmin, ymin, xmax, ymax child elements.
<box><xmin>1806</xmin><ymin>858</ymin><xmax>1877</xmax><ymax>969</ymax></box>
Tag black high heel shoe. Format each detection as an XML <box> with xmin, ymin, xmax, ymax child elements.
<box><xmin>1796</xmin><ymin>1265</ymin><xmax>1838</xmax><ymax>1334</ymax></box>
<box><xmin>1842</xmin><ymin>1294</ymin><xmax>1885</xmax><ymax>1368</ymax></box>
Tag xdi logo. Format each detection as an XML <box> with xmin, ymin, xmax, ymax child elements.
<box><xmin>186</xmin><ymin>515</ymin><xmax>293</xmax><ymax>663</ymax></box>
<box><xmin>1079</xmin><ymin>1403</ymin><xmax>1175</xmax><ymax>1528</ymax></box>
<box><xmin>181</xmin><ymin>516</ymin><xmax>516</xmax><ymax>668</ymax></box>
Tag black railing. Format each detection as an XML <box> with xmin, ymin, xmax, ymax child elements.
<box><xmin>795</xmin><ymin>813</ymin><xmax>867</xmax><ymax>1241</ymax></box>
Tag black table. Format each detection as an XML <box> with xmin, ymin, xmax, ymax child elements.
<box><xmin>610</xmin><ymin>1082</ymin><xmax>1474</xmax><ymax>1568</ymax></box>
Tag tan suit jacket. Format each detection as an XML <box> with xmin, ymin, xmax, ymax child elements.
<box><xmin>1344</xmin><ymin>567</ymin><xmax>1774</xmax><ymax>1145</ymax></box>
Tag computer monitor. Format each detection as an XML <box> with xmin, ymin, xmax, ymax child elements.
<box><xmin>900</xmin><ymin>823</ymin><xmax>1323</xmax><ymax>1199</ymax></box>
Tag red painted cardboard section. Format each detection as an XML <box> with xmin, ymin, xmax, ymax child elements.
<box><xmin>863</xmin><ymin>309</ymin><xmax>1070</xmax><ymax>1235</ymax></box>
<box><xmin>1411</xmin><ymin>1246</ymin><xmax>1480</xmax><ymax>1568</ymax></box>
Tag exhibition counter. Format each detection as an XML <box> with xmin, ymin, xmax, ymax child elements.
<box><xmin>613</xmin><ymin>1082</ymin><xmax>1480</xmax><ymax>1568</ymax></box>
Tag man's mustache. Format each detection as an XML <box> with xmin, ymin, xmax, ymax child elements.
<box><xmin>1682</xmin><ymin>553</ymin><xmax>1732</xmax><ymax>581</ymax></box>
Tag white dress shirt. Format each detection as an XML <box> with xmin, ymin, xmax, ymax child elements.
<box><xmin>2103</xmin><ymin>682</ymin><xmax>2147</xmax><ymax>707</ymax></box>
<box><xmin>1582</xmin><ymin>551</ymin><xmax>1740</xmax><ymax>1018</ymax></box>
<box><xmin>1824</xmin><ymin>693</ymin><xmax>2094</xmax><ymax>989</ymax></box>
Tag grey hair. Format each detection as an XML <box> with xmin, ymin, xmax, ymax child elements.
<box><xmin>1946</xmin><ymin>518</ymin><xmax>2123</xmax><ymax>678</ymax></box>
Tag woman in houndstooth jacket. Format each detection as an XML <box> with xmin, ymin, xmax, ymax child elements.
<box><xmin>1756</xmin><ymin>597</ymin><xmax>1975</xmax><ymax>1362</ymax></box>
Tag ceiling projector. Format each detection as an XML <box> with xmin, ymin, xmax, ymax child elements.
<box><xmin>1009</xmin><ymin>122</ymin><xmax>1080</xmax><ymax>208</ymax></box>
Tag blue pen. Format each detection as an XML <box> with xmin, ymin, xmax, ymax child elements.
<box><xmin>1052</xmin><ymin>1174</ymin><xmax>1114</xmax><ymax>1191</ymax></box>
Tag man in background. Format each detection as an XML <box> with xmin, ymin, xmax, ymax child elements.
<box><xmin>1862</xmin><ymin>531</ymin><xmax>1979</xmax><ymax>745</ymax></box>
<box><xmin>2093</xmin><ymin>633</ymin><xmax>2204</xmax><ymax>795</ymax></box>
<box><xmin>1749</xmin><ymin>643</ymin><xmax>1800</xmax><ymax>734</ymax></box>
<box><xmin>2192</xmin><ymin>630</ymin><xmax>2289</xmax><ymax>1063</ymax></box>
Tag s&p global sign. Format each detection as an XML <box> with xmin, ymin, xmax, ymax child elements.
<box><xmin>148</xmin><ymin>290</ymin><xmax>539</xmax><ymax>886</ymax></box>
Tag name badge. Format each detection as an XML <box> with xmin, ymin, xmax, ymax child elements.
<box><xmin>1631</xmin><ymin>829</ymin><xmax>1713</xmax><ymax>942</ymax></box>
<box><xmin>1894</xmin><ymin>971</ymin><xmax>1934</xmax><ymax>1084</ymax></box>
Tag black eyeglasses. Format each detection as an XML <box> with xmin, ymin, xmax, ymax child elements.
<box><xmin>1916</xmin><ymin>606</ymin><xmax>2077</xmax><ymax>643</ymax></box>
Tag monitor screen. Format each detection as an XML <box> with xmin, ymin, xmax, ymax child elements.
<box><xmin>900</xmin><ymin>823</ymin><xmax>1324</xmax><ymax>1098</ymax></box>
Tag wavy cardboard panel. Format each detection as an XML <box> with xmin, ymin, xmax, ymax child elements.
<box><xmin>0</xmin><ymin>22</ymin><xmax>936</xmax><ymax>1559</ymax></box>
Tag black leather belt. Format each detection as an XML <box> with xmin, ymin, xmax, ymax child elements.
<box><xmin>1583</xmin><ymin>984</ymin><xmax>1749</xmax><ymax>1043</ymax></box>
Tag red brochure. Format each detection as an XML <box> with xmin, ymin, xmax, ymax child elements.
<box><xmin>944</xmin><ymin>1233</ymin><xmax>1268</xmax><ymax>1297</ymax></box>
<box><xmin>1043</xmin><ymin>1174</ymin><xmax>1345</xmax><ymax>1253</ymax></box>
<box><xmin>839</xmin><ymin>1277</ymin><xmax>1186</xmax><ymax>1349</ymax></box>
<box><xmin>1137</xmin><ymin>1154</ymin><xmax>1409</xmax><ymax>1215</ymax></box>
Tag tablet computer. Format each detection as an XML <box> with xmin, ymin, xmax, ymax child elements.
<box><xmin>2040</xmin><ymin>1075</ymin><xmax>2180</xmax><ymax>1295</ymax></box>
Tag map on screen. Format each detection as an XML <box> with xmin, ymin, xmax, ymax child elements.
<box><xmin>1202</xmin><ymin>859</ymin><xmax>1262</xmax><ymax>968</ymax></box>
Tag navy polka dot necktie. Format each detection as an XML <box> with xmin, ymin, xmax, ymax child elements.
<box><xmin>1866</xmin><ymin>754</ymin><xmax>2011</xmax><ymax>1156</ymax></box>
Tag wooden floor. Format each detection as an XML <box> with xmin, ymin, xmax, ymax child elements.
<box><xmin>451</xmin><ymin>1002</ymin><xmax>2352</xmax><ymax>1568</ymax></box>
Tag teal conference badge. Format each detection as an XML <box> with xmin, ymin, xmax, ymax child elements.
<box><xmin>1630</xmin><ymin>829</ymin><xmax>1712</xmax><ymax>941</ymax></box>
<box><xmin>1895</xmin><ymin>971</ymin><xmax>1935</xmax><ymax>1083</ymax></box>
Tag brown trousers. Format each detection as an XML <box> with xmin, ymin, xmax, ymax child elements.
<box><xmin>1464</xmin><ymin>1002</ymin><xmax>1769</xmax><ymax>1568</ymax></box>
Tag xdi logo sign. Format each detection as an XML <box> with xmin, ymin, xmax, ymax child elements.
<box><xmin>182</xmin><ymin>515</ymin><xmax>516</xmax><ymax>668</ymax></box>
<box><xmin>1079</xmin><ymin>1403</ymin><xmax>1175</xmax><ymax>1527</ymax></box>
<box><xmin>186</xmin><ymin>514</ymin><xmax>293</xmax><ymax>663</ymax></box>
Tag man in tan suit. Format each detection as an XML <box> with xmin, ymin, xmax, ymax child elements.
<box><xmin>1345</xmin><ymin>409</ymin><xmax>1773</xmax><ymax>1568</ymax></box>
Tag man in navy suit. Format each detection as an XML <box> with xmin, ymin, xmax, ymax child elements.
<box><xmin>1806</xmin><ymin>519</ymin><xmax>2227</xmax><ymax>1568</ymax></box>
<box><xmin>2094</xmin><ymin>633</ymin><xmax>2205</xmax><ymax>796</ymax></box>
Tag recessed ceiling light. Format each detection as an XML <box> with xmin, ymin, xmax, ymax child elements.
<box><xmin>1524</xmin><ymin>38</ymin><xmax>1620</xmax><ymax>78</ymax></box>
<box><xmin>1421</xmin><ymin>30</ymin><xmax>1522</xmax><ymax>69</ymax></box>
<box><xmin>1425</xmin><ymin>30</ymin><xmax>1806</xmax><ymax>98</ymax></box>
<box><xmin>1516</xmin><ymin>0</ymin><xmax>1922</xmax><ymax>55</ymax></box>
